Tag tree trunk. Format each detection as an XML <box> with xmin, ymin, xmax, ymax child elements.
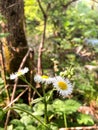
<box><xmin>0</xmin><ymin>0</ymin><xmax>29</xmax><ymax>73</ymax></box>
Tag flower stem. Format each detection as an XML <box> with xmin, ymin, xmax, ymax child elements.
<box><xmin>64</xmin><ymin>112</ymin><xmax>67</xmax><ymax>128</ymax></box>
<box><xmin>9</xmin><ymin>107</ymin><xmax>49</xmax><ymax>129</ymax></box>
<box><xmin>21</xmin><ymin>76</ymin><xmax>42</xmax><ymax>97</ymax></box>
<box><xmin>42</xmin><ymin>85</ymin><xmax>48</xmax><ymax>124</ymax></box>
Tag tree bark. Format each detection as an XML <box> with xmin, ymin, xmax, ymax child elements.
<box><xmin>0</xmin><ymin>0</ymin><xmax>29</xmax><ymax>73</ymax></box>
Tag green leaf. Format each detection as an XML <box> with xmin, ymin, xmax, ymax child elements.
<box><xmin>10</xmin><ymin>119</ymin><xmax>24</xmax><ymax>127</ymax></box>
<box><xmin>33</xmin><ymin>101</ymin><xmax>54</xmax><ymax>116</ymax></box>
<box><xmin>47</xmin><ymin>123</ymin><xmax>58</xmax><ymax>130</ymax></box>
<box><xmin>64</xmin><ymin>99</ymin><xmax>81</xmax><ymax>114</ymax></box>
<box><xmin>53</xmin><ymin>99</ymin><xmax>81</xmax><ymax>115</ymax></box>
<box><xmin>0</xmin><ymin>33</ymin><xmax>9</xmax><ymax>38</ymax></box>
<box><xmin>20</xmin><ymin>115</ymin><xmax>34</xmax><ymax>126</ymax></box>
<box><xmin>26</xmin><ymin>125</ymin><xmax>36</xmax><ymax>130</ymax></box>
<box><xmin>14</xmin><ymin>104</ymin><xmax>32</xmax><ymax>116</ymax></box>
<box><xmin>7</xmin><ymin>125</ymin><xmax>13</xmax><ymax>130</ymax></box>
<box><xmin>0</xmin><ymin>78</ymin><xmax>4</xmax><ymax>89</ymax></box>
<box><xmin>33</xmin><ymin>102</ymin><xmax>44</xmax><ymax>116</ymax></box>
<box><xmin>31</xmin><ymin>97</ymin><xmax>43</xmax><ymax>104</ymax></box>
<box><xmin>0</xmin><ymin>108</ymin><xmax>5</xmax><ymax>121</ymax></box>
<box><xmin>77</xmin><ymin>113</ymin><xmax>94</xmax><ymax>126</ymax></box>
<box><xmin>72</xmin><ymin>38</ymin><xmax>81</xmax><ymax>43</ymax></box>
<box><xmin>14</xmin><ymin>126</ymin><xmax>24</xmax><ymax>130</ymax></box>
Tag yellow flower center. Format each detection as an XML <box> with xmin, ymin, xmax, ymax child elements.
<box><xmin>58</xmin><ymin>81</ymin><xmax>68</xmax><ymax>90</ymax></box>
<box><xmin>17</xmin><ymin>71</ymin><xmax>22</xmax><ymax>76</ymax></box>
<box><xmin>42</xmin><ymin>75</ymin><xmax>49</xmax><ymax>79</ymax></box>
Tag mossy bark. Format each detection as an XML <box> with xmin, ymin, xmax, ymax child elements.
<box><xmin>0</xmin><ymin>0</ymin><xmax>36</xmax><ymax>105</ymax></box>
<box><xmin>0</xmin><ymin>0</ymin><xmax>29</xmax><ymax>73</ymax></box>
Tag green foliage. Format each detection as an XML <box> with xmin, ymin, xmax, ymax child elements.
<box><xmin>21</xmin><ymin>116</ymin><xmax>34</xmax><ymax>126</ymax></box>
<box><xmin>8</xmin><ymin>104</ymin><xmax>44</xmax><ymax>130</ymax></box>
<box><xmin>10</xmin><ymin>119</ymin><xmax>24</xmax><ymax>127</ymax></box>
<box><xmin>14</xmin><ymin>103</ymin><xmax>32</xmax><ymax>117</ymax></box>
<box><xmin>0</xmin><ymin>108</ymin><xmax>6</xmax><ymax>128</ymax></box>
<box><xmin>24</xmin><ymin>0</ymin><xmax>43</xmax><ymax>35</ymax></box>
<box><xmin>0</xmin><ymin>14</ymin><xmax>9</xmax><ymax>38</ymax></box>
<box><xmin>0</xmin><ymin>33</ymin><xmax>9</xmax><ymax>38</ymax></box>
<box><xmin>0</xmin><ymin>77</ymin><xmax>4</xmax><ymax>89</ymax></box>
<box><xmin>25</xmin><ymin>125</ymin><xmax>36</xmax><ymax>130</ymax></box>
<box><xmin>9</xmin><ymin>115</ymin><xmax>37</xmax><ymax>130</ymax></box>
<box><xmin>73</xmin><ymin>65</ymin><xmax>97</xmax><ymax>102</ymax></box>
<box><xmin>24</xmin><ymin>0</ymin><xmax>98</xmax><ymax>48</ymax></box>
<box><xmin>52</xmin><ymin>99</ymin><xmax>81</xmax><ymax>115</ymax></box>
<box><xmin>0</xmin><ymin>108</ymin><xmax>5</xmax><ymax>121</ymax></box>
<box><xmin>8</xmin><ymin>98</ymin><xmax>82</xmax><ymax>129</ymax></box>
<box><xmin>33</xmin><ymin>102</ymin><xmax>44</xmax><ymax>116</ymax></box>
<box><xmin>77</xmin><ymin>113</ymin><xmax>94</xmax><ymax>126</ymax></box>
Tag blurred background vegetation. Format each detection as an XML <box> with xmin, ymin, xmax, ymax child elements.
<box><xmin>24</xmin><ymin>0</ymin><xmax>98</xmax><ymax>103</ymax></box>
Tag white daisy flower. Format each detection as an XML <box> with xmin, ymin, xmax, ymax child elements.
<box><xmin>53</xmin><ymin>76</ymin><xmax>73</xmax><ymax>97</ymax></box>
<box><xmin>34</xmin><ymin>74</ymin><xmax>54</xmax><ymax>84</ymax></box>
<box><xmin>10</xmin><ymin>67</ymin><xmax>29</xmax><ymax>80</ymax></box>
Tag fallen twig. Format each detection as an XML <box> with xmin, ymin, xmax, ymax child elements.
<box><xmin>59</xmin><ymin>125</ymin><xmax>98</xmax><ymax>130</ymax></box>
<box><xmin>3</xmin><ymin>87</ymin><xmax>28</xmax><ymax>110</ymax></box>
<box><xmin>4</xmin><ymin>48</ymin><xmax>31</xmax><ymax>130</ymax></box>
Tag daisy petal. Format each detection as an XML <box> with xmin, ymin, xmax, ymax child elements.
<box><xmin>53</xmin><ymin>76</ymin><xmax>73</xmax><ymax>97</ymax></box>
<box><xmin>34</xmin><ymin>74</ymin><xmax>54</xmax><ymax>84</ymax></box>
<box><xmin>10</xmin><ymin>67</ymin><xmax>29</xmax><ymax>80</ymax></box>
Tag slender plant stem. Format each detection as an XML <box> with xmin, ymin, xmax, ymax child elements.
<box><xmin>21</xmin><ymin>76</ymin><xmax>42</xmax><ymax>97</ymax></box>
<box><xmin>46</xmin><ymin>89</ymin><xmax>54</xmax><ymax>102</ymax></box>
<box><xmin>9</xmin><ymin>107</ymin><xmax>49</xmax><ymax>129</ymax></box>
<box><xmin>42</xmin><ymin>85</ymin><xmax>48</xmax><ymax>124</ymax></box>
<box><xmin>64</xmin><ymin>112</ymin><xmax>67</xmax><ymax>128</ymax></box>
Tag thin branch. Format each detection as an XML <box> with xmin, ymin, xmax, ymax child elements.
<box><xmin>92</xmin><ymin>0</ymin><xmax>98</xmax><ymax>3</ymax></box>
<box><xmin>59</xmin><ymin>125</ymin><xmax>98</xmax><ymax>130</ymax></box>
<box><xmin>4</xmin><ymin>87</ymin><xmax>28</xmax><ymax>130</ymax></box>
<box><xmin>29</xmin><ymin>50</ymin><xmax>35</xmax><ymax>103</ymax></box>
<box><xmin>4</xmin><ymin>111</ymin><xmax>10</xmax><ymax>130</ymax></box>
<box><xmin>0</xmin><ymin>85</ymin><xmax>29</xmax><ymax>95</ymax></box>
<box><xmin>36</xmin><ymin>0</ymin><xmax>48</xmax><ymax>75</ymax></box>
<box><xmin>3</xmin><ymin>87</ymin><xmax>28</xmax><ymax>110</ymax></box>
<box><xmin>37</xmin><ymin>18</ymin><xmax>47</xmax><ymax>75</ymax></box>
<box><xmin>6</xmin><ymin>3</ymin><xmax>20</xmax><ymax>9</ymax></box>
<box><xmin>36</xmin><ymin>0</ymin><xmax>47</xmax><ymax>18</ymax></box>
<box><xmin>10</xmin><ymin>48</ymin><xmax>31</xmax><ymax>103</ymax></box>
<box><xmin>62</xmin><ymin>0</ymin><xmax>79</xmax><ymax>10</ymax></box>
<box><xmin>4</xmin><ymin>48</ymin><xmax>31</xmax><ymax>130</ymax></box>
<box><xmin>19</xmin><ymin>48</ymin><xmax>32</xmax><ymax>70</ymax></box>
